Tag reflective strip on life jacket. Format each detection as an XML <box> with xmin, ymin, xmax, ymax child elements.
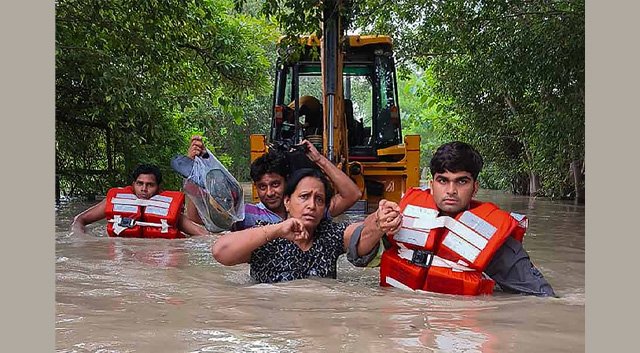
<box><xmin>392</xmin><ymin>204</ymin><xmax>442</xmax><ymax>250</ymax></box>
<box><xmin>438</xmin><ymin>203</ymin><xmax>518</xmax><ymax>270</ymax></box>
<box><xmin>112</xmin><ymin>204</ymin><xmax>139</xmax><ymax>214</ymax></box>
<box><xmin>396</xmin><ymin>211</ymin><xmax>494</xmax><ymax>266</ymax></box>
<box><xmin>384</xmin><ymin>276</ymin><xmax>416</xmax><ymax>291</ymax></box>
<box><xmin>510</xmin><ymin>212</ymin><xmax>528</xmax><ymax>242</ymax></box>
<box><xmin>403</xmin><ymin>205</ymin><xmax>439</xmax><ymax>219</ymax></box>
<box><xmin>109</xmin><ymin>197</ymin><xmax>172</xmax><ymax>209</ymax></box>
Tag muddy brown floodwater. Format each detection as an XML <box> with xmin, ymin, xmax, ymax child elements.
<box><xmin>56</xmin><ymin>188</ymin><xmax>584</xmax><ymax>352</ymax></box>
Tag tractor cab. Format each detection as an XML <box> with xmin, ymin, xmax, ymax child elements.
<box><xmin>270</xmin><ymin>35</ymin><xmax>402</xmax><ymax>162</ymax></box>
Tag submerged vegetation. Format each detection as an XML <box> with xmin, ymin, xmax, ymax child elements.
<box><xmin>56</xmin><ymin>0</ymin><xmax>584</xmax><ymax>201</ymax></box>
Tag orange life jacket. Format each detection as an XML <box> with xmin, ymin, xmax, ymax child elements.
<box><xmin>104</xmin><ymin>186</ymin><xmax>185</xmax><ymax>239</ymax></box>
<box><xmin>380</xmin><ymin>247</ymin><xmax>495</xmax><ymax>295</ymax></box>
<box><xmin>380</xmin><ymin>187</ymin><xmax>528</xmax><ymax>296</ymax></box>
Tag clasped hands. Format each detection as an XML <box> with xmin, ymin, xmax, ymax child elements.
<box><xmin>374</xmin><ymin>199</ymin><xmax>402</xmax><ymax>235</ymax></box>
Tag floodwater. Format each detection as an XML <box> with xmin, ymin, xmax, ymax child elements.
<box><xmin>55</xmin><ymin>189</ymin><xmax>584</xmax><ymax>352</ymax></box>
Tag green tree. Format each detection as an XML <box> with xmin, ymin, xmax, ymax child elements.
<box><xmin>355</xmin><ymin>0</ymin><xmax>585</xmax><ymax>200</ymax></box>
<box><xmin>56</xmin><ymin>0</ymin><xmax>276</xmax><ymax>197</ymax></box>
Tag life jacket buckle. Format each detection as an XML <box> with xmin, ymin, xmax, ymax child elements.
<box><xmin>118</xmin><ymin>217</ymin><xmax>136</xmax><ymax>228</ymax></box>
<box><xmin>410</xmin><ymin>249</ymin><xmax>434</xmax><ymax>268</ymax></box>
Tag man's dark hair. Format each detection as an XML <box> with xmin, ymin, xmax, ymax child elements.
<box><xmin>131</xmin><ymin>164</ymin><xmax>163</xmax><ymax>185</ymax></box>
<box><xmin>250</xmin><ymin>149</ymin><xmax>290</xmax><ymax>183</ymax></box>
<box><xmin>284</xmin><ymin>168</ymin><xmax>334</xmax><ymax>209</ymax></box>
<box><xmin>430</xmin><ymin>141</ymin><xmax>484</xmax><ymax>180</ymax></box>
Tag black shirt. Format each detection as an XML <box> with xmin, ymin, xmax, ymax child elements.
<box><xmin>249</xmin><ymin>219</ymin><xmax>348</xmax><ymax>283</ymax></box>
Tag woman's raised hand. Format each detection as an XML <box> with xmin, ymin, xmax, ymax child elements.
<box><xmin>278</xmin><ymin>217</ymin><xmax>310</xmax><ymax>242</ymax></box>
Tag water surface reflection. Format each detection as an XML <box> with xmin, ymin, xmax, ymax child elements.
<box><xmin>56</xmin><ymin>189</ymin><xmax>584</xmax><ymax>352</ymax></box>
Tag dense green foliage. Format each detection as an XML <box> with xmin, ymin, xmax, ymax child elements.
<box><xmin>359</xmin><ymin>0</ymin><xmax>585</xmax><ymax>199</ymax></box>
<box><xmin>56</xmin><ymin>0</ymin><xmax>276</xmax><ymax>197</ymax></box>
<box><xmin>57</xmin><ymin>0</ymin><xmax>585</xmax><ymax>201</ymax></box>
<box><xmin>262</xmin><ymin>0</ymin><xmax>585</xmax><ymax>200</ymax></box>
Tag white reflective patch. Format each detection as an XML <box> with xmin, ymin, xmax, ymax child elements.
<box><xmin>446</xmin><ymin>218</ymin><xmax>488</xmax><ymax>250</ymax></box>
<box><xmin>111</xmin><ymin>198</ymin><xmax>169</xmax><ymax>208</ymax></box>
<box><xmin>116</xmin><ymin>193</ymin><xmax>137</xmax><ymax>199</ymax></box>
<box><xmin>394</xmin><ymin>228</ymin><xmax>430</xmax><ymax>247</ymax></box>
<box><xmin>442</xmin><ymin>231</ymin><xmax>481</xmax><ymax>264</ymax></box>
<box><xmin>431</xmin><ymin>256</ymin><xmax>474</xmax><ymax>271</ymax></box>
<box><xmin>385</xmin><ymin>276</ymin><xmax>415</xmax><ymax>291</ymax></box>
<box><xmin>511</xmin><ymin>213</ymin><xmax>528</xmax><ymax>229</ymax></box>
<box><xmin>113</xmin><ymin>204</ymin><xmax>138</xmax><ymax>213</ymax></box>
<box><xmin>150</xmin><ymin>195</ymin><xmax>173</xmax><ymax>204</ymax></box>
<box><xmin>403</xmin><ymin>205</ymin><xmax>439</xmax><ymax>219</ymax></box>
<box><xmin>402</xmin><ymin>217</ymin><xmax>418</xmax><ymax>229</ymax></box>
<box><xmin>459</xmin><ymin>211</ymin><xmax>497</xmax><ymax>239</ymax></box>
<box><xmin>414</xmin><ymin>217</ymin><xmax>447</xmax><ymax>230</ymax></box>
<box><xmin>402</xmin><ymin>216</ymin><xmax>442</xmax><ymax>231</ymax></box>
<box><xmin>145</xmin><ymin>206</ymin><xmax>169</xmax><ymax>217</ymax></box>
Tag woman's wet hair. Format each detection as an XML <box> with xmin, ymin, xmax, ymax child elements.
<box><xmin>284</xmin><ymin>168</ymin><xmax>334</xmax><ymax>207</ymax></box>
<box><xmin>430</xmin><ymin>141</ymin><xmax>484</xmax><ymax>180</ymax></box>
<box><xmin>250</xmin><ymin>149</ymin><xmax>290</xmax><ymax>183</ymax></box>
<box><xmin>131</xmin><ymin>164</ymin><xmax>162</xmax><ymax>185</ymax></box>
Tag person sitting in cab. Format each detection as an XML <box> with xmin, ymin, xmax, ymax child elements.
<box><xmin>288</xmin><ymin>95</ymin><xmax>323</xmax><ymax>137</ymax></box>
<box><xmin>211</xmin><ymin>168</ymin><xmax>402</xmax><ymax>283</ymax></box>
<box><xmin>185</xmin><ymin>135</ymin><xmax>362</xmax><ymax>230</ymax></box>
<box><xmin>377</xmin><ymin>141</ymin><xmax>556</xmax><ymax>296</ymax></box>
<box><xmin>71</xmin><ymin>164</ymin><xmax>210</xmax><ymax>238</ymax></box>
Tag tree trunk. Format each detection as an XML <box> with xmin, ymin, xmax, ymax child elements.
<box><xmin>55</xmin><ymin>174</ymin><xmax>60</xmax><ymax>204</ymax></box>
<box><xmin>570</xmin><ymin>160</ymin><xmax>585</xmax><ymax>203</ymax></box>
<box><xmin>528</xmin><ymin>170</ymin><xmax>539</xmax><ymax>196</ymax></box>
<box><xmin>524</xmin><ymin>148</ymin><xmax>539</xmax><ymax>196</ymax></box>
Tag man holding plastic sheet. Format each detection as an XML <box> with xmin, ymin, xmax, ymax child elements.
<box><xmin>182</xmin><ymin>135</ymin><xmax>362</xmax><ymax>231</ymax></box>
<box><xmin>375</xmin><ymin>142</ymin><xmax>556</xmax><ymax>297</ymax></box>
<box><xmin>71</xmin><ymin>164</ymin><xmax>211</xmax><ymax>238</ymax></box>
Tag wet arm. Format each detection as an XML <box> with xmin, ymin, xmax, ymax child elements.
<box><xmin>343</xmin><ymin>200</ymin><xmax>401</xmax><ymax>256</ymax></box>
<box><xmin>485</xmin><ymin>237</ymin><xmax>557</xmax><ymax>297</ymax></box>
<box><xmin>185</xmin><ymin>197</ymin><xmax>204</xmax><ymax>225</ymax></box>
<box><xmin>212</xmin><ymin>223</ymin><xmax>282</xmax><ymax>266</ymax></box>
<box><xmin>316</xmin><ymin>156</ymin><xmax>362</xmax><ymax>217</ymax></box>
<box><xmin>184</xmin><ymin>135</ymin><xmax>205</xmax><ymax>225</ymax></box>
<box><xmin>301</xmin><ymin>139</ymin><xmax>362</xmax><ymax>217</ymax></box>
<box><xmin>177</xmin><ymin>214</ymin><xmax>210</xmax><ymax>236</ymax></box>
<box><xmin>70</xmin><ymin>199</ymin><xmax>107</xmax><ymax>235</ymax></box>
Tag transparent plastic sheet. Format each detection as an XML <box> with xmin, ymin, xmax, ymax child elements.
<box><xmin>182</xmin><ymin>149</ymin><xmax>244</xmax><ymax>232</ymax></box>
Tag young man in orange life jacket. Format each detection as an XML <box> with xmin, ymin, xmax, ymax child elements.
<box><xmin>71</xmin><ymin>164</ymin><xmax>210</xmax><ymax>238</ymax></box>
<box><xmin>378</xmin><ymin>141</ymin><xmax>556</xmax><ymax>297</ymax></box>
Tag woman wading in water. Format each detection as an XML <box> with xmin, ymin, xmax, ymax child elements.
<box><xmin>212</xmin><ymin>168</ymin><xmax>402</xmax><ymax>283</ymax></box>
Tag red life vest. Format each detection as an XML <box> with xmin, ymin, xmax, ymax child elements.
<box><xmin>380</xmin><ymin>187</ymin><xmax>527</xmax><ymax>296</ymax></box>
<box><xmin>380</xmin><ymin>247</ymin><xmax>495</xmax><ymax>295</ymax></box>
<box><xmin>104</xmin><ymin>186</ymin><xmax>185</xmax><ymax>239</ymax></box>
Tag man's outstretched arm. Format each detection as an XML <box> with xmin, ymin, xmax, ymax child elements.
<box><xmin>70</xmin><ymin>199</ymin><xmax>107</xmax><ymax>235</ymax></box>
<box><xmin>178</xmin><ymin>214</ymin><xmax>211</xmax><ymax>236</ymax></box>
<box><xmin>485</xmin><ymin>237</ymin><xmax>557</xmax><ymax>297</ymax></box>
<box><xmin>184</xmin><ymin>134</ymin><xmax>205</xmax><ymax>225</ymax></box>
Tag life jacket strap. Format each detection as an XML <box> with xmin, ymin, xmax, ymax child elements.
<box><xmin>109</xmin><ymin>216</ymin><xmax>171</xmax><ymax>234</ymax></box>
<box><xmin>397</xmin><ymin>245</ymin><xmax>475</xmax><ymax>272</ymax></box>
